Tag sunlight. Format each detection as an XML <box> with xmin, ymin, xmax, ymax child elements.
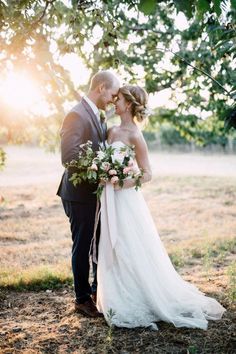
<box><xmin>59</xmin><ymin>53</ymin><xmax>91</xmax><ymax>87</ymax></box>
<box><xmin>174</xmin><ymin>12</ymin><xmax>189</xmax><ymax>31</ymax></box>
<box><xmin>0</xmin><ymin>71</ymin><xmax>42</xmax><ymax>111</ymax></box>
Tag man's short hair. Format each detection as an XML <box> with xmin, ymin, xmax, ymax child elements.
<box><xmin>90</xmin><ymin>71</ymin><xmax>116</xmax><ymax>90</ymax></box>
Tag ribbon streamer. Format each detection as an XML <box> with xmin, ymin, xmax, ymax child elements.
<box><xmin>90</xmin><ymin>183</ymin><xmax>118</xmax><ymax>268</ymax></box>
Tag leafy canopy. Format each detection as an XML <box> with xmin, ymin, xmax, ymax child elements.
<box><xmin>0</xmin><ymin>0</ymin><xmax>235</xmax><ymax>151</ymax></box>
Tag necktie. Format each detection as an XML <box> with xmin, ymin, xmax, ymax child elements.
<box><xmin>99</xmin><ymin>111</ymin><xmax>106</xmax><ymax>145</ymax></box>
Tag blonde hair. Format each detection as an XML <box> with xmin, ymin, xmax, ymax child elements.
<box><xmin>119</xmin><ymin>85</ymin><xmax>149</xmax><ymax>122</ymax></box>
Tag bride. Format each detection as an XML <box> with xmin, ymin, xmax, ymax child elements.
<box><xmin>96</xmin><ymin>85</ymin><xmax>225</xmax><ymax>330</ymax></box>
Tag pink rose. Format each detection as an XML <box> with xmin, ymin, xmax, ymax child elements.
<box><xmin>110</xmin><ymin>176</ymin><xmax>119</xmax><ymax>184</ymax></box>
<box><xmin>90</xmin><ymin>163</ymin><xmax>98</xmax><ymax>171</ymax></box>
<box><xmin>123</xmin><ymin>167</ymin><xmax>131</xmax><ymax>174</ymax></box>
<box><xmin>108</xmin><ymin>169</ymin><xmax>117</xmax><ymax>175</ymax></box>
<box><xmin>128</xmin><ymin>159</ymin><xmax>134</xmax><ymax>167</ymax></box>
<box><xmin>131</xmin><ymin>166</ymin><xmax>139</xmax><ymax>174</ymax></box>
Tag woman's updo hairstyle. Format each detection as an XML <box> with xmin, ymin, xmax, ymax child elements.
<box><xmin>119</xmin><ymin>85</ymin><xmax>149</xmax><ymax>123</ymax></box>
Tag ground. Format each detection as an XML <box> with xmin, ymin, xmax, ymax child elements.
<box><xmin>0</xmin><ymin>146</ymin><xmax>235</xmax><ymax>353</ymax></box>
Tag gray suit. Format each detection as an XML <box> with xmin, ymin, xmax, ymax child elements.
<box><xmin>57</xmin><ymin>98</ymin><xmax>106</xmax><ymax>303</ymax></box>
<box><xmin>57</xmin><ymin>98</ymin><xmax>106</xmax><ymax>202</ymax></box>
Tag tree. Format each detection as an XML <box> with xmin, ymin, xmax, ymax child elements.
<box><xmin>0</xmin><ymin>147</ymin><xmax>5</xmax><ymax>169</ymax></box>
<box><xmin>0</xmin><ymin>0</ymin><xmax>235</xmax><ymax>155</ymax></box>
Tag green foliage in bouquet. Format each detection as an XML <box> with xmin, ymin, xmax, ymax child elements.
<box><xmin>65</xmin><ymin>141</ymin><xmax>98</xmax><ymax>187</ymax></box>
<box><xmin>65</xmin><ymin>141</ymin><xmax>143</xmax><ymax>198</ymax></box>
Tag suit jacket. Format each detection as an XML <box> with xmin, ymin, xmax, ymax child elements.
<box><xmin>57</xmin><ymin>98</ymin><xmax>106</xmax><ymax>202</ymax></box>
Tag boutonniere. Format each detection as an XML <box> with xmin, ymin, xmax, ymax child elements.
<box><xmin>99</xmin><ymin>111</ymin><xmax>106</xmax><ymax>123</ymax></box>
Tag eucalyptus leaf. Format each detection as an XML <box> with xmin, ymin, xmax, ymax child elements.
<box><xmin>138</xmin><ymin>0</ymin><xmax>156</xmax><ymax>15</ymax></box>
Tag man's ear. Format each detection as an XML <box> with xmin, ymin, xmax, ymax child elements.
<box><xmin>98</xmin><ymin>83</ymin><xmax>105</xmax><ymax>93</ymax></box>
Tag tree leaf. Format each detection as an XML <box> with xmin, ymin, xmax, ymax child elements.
<box><xmin>212</xmin><ymin>0</ymin><xmax>222</xmax><ymax>16</ymax></box>
<box><xmin>173</xmin><ymin>0</ymin><xmax>194</xmax><ymax>19</ymax></box>
<box><xmin>224</xmin><ymin>105</ymin><xmax>236</xmax><ymax>130</ymax></box>
<box><xmin>71</xmin><ymin>0</ymin><xmax>78</xmax><ymax>8</ymax></box>
<box><xmin>231</xmin><ymin>0</ymin><xmax>236</xmax><ymax>9</ymax></box>
<box><xmin>138</xmin><ymin>0</ymin><xmax>156</xmax><ymax>15</ymax></box>
<box><xmin>196</xmin><ymin>0</ymin><xmax>211</xmax><ymax>19</ymax></box>
<box><xmin>1</xmin><ymin>0</ymin><xmax>235</xmax><ymax>152</ymax></box>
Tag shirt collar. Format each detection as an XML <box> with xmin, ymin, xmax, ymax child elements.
<box><xmin>83</xmin><ymin>95</ymin><xmax>99</xmax><ymax>118</ymax></box>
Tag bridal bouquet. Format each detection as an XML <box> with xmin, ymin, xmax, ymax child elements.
<box><xmin>65</xmin><ymin>141</ymin><xmax>143</xmax><ymax>198</ymax></box>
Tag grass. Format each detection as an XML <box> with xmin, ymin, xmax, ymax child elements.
<box><xmin>0</xmin><ymin>175</ymin><xmax>235</xmax><ymax>293</ymax></box>
<box><xmin>0</xmin><ymin>172</ymin><xmax>236</xmax><ymax>353</ymax></box>
<box><xmin>227</xmin><ymin>261</ymin><xmax>236</xmax><ymax>303</ymax></box>
<box><xmin>106</xmin><ymin>308</ymin><xmax>116</xmax><ymax>347</ymax></box>
<box><xmin>187</xmin><ymin>346</ymin><xmax>198</xmax><ymax>354</ymax></box>
<box><xmin>0</xmin><ymin>265</ymin><xmax>72</xmax><ymax>291</ymax></box>
<box><xmin>169</xmin><ymin>237</ymin><xmax>235</xmax><ymax>270</ymax></box>
<box><xmin>0</xmin><ymin>236</ymin><xmax>234</xmax><ymax>293</ymax></box>
<box><xmin>169</xmin><ymin>249</ymin><xmax>186</xmax><ymax>269</ymax></box>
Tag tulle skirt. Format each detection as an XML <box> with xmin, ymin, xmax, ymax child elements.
<box><xmin>97</xmin><ymin>185</ymin><xmax>225</xmax><ymax>330</ymax></box>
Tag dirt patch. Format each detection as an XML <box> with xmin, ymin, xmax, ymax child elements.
<box><xmin>0</xmin><ymin>287</ymin><xmax>235</xmax><ymax>354</ymax></box>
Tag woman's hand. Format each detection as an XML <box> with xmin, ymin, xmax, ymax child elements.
<box><xmin>113</xmin><ymin>179</ymin><xmax>135</xmax><ymax>191</ymax></box>
<box><xmin>99</xmin><ymin>178</ymin><xmax>108</xmax><ymax>186</ymax></box>
<box><xmin>113</xmin><ymin>182</ymin><xmax>122</xmax><ymax>191</ymax></box>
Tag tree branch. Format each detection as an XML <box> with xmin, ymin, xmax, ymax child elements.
<box><xmin>127</xmin><ymin>26</ymin><xmax>232</xmax><ymax>98</ymax></box>
<box><xmin>156</xmin><ymin>47</ymin><xmax>233</xmax><ymax>98</ymax></box>
<box><xmin>128</xmin><ymin>25</ymin><xmax>175</xmax><ymax>36</ymax></box>
<box><xmin>31</xmin><ymin>0</ymin><xmax>55</xmax><ymax>27</ymax></box>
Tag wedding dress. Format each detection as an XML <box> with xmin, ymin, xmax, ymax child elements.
<box><xmin>96</xmin><ymin>141</ymin><xmax>225</xmax><ymax>330</ymax></box>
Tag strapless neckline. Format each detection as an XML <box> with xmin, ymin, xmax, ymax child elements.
<box><xmin>106</xmin><ymin>140</ymin><xmax>128</xmax><ymax>147</ymax></box>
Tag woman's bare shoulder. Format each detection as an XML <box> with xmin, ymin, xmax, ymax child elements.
<box><xmin>107</xmin><ymin>125</ymin><xmax>119</xmax><ymax>134</ymax></box>
<box><xmin>107</xmin><ymin>125</ymin><xmax>120</xmax><ymax>142</ymax></box>
<box><xmin>129</xmin><ymin>129</ymin><xmax>145</xmax><ymax>146</ymax></box>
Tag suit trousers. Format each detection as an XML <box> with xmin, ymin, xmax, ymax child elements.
<box><xmin>62</xmin><ymin>198</ymin><xmax>99</xmax><ymax>303</ymax></box>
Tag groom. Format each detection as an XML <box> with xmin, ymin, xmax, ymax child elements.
<box><xmin>57</xmin><ymin>71</ymin><xmax>120</xmax><ymax>317</ymax></box>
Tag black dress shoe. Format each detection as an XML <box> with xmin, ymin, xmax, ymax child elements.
<box><xmin>91</xmin><ymin>292</ymin><xmax>97</xmax><ymax>304</ymax></box>
<box><xmin>74</xmin><ymin>298</ymin><xmax>103</xmax><ymax>318</ymax></box>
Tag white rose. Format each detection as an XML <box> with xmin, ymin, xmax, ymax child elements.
<box><xmin>97</xmin><ymin>151</ymin><xmax>106</xmax><ymax>160</ymax></box>
<box><xmin>111</xmin><ymin>152</ymin><xmax>124</xmax><ymax>164</ymax></box>
<box><xmin>101</xmin><ymin>162</ymin><xmax>111</xmax><ymax>171</ymax></box>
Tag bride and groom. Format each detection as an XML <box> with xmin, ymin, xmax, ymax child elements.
<box><xmin>57</xmin><ymin>70</ymin><xmax>225</xmax><ymax>330</ymax></box>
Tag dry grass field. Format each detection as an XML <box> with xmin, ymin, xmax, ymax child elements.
<box><xmin>0</xmin><ymin>146</ymin><xmax>235</xmax><ymax>353</ymax></box>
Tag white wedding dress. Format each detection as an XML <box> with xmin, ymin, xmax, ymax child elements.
<box><xmin>96</xmin><ymin>141</ymin><xmax>225</xmax><ymax>330</ymax></box>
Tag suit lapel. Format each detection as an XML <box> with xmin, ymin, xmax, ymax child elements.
<box><xmin>82</xmin><ymin>98</ymin><xmax>103</xmax><ymax>141</ymax></box>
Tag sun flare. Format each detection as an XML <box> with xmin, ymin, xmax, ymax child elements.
<box><xmin>0</xmin><ymin>71</ymin><xmax>42</xmax><ymax>111</ymax></box>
